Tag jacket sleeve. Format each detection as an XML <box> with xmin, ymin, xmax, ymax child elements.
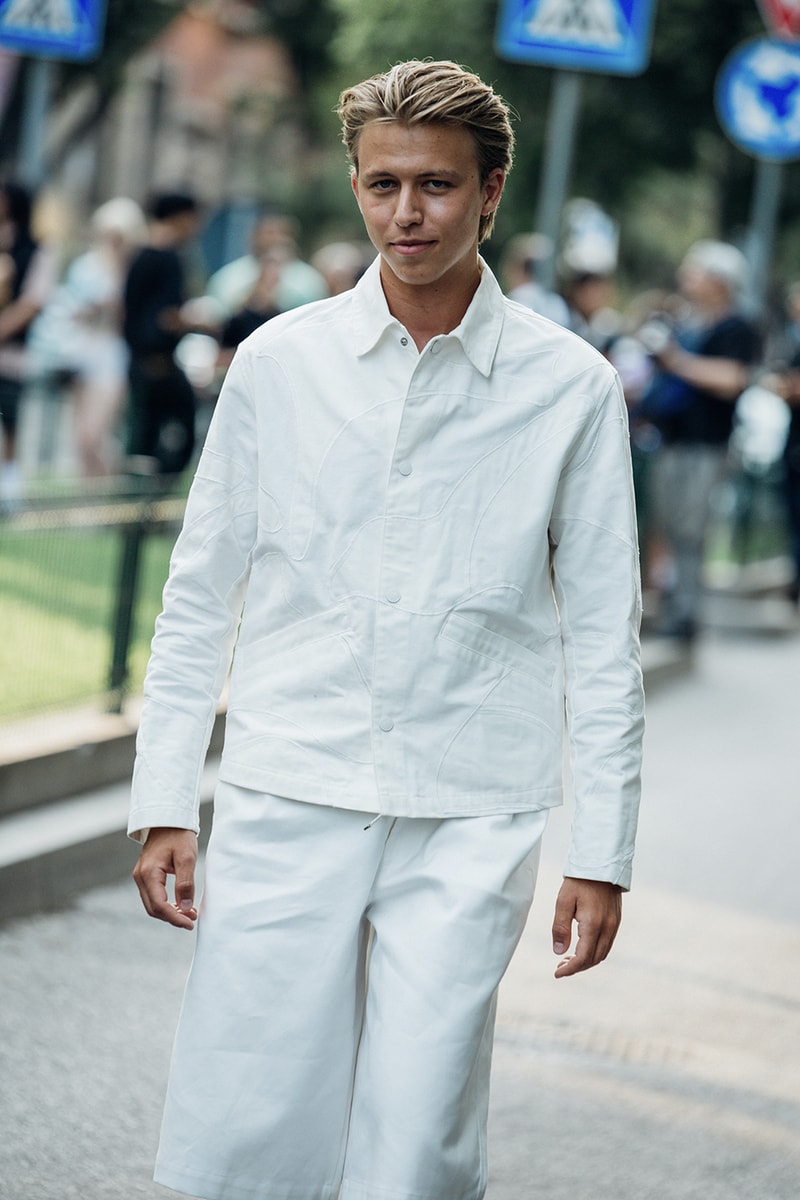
<box><xmin>128</xmin><ymin>347</ymin><xmax>259</xmax><ymax>842</ymax></box>
<box><xmin>549</xmin><ymin>371</ymin><xmax>644</xmax><ymax>890</ymax></box>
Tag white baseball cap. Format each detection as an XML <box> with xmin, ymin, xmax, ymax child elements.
<box><xmin>681</xmin><ymin>240</ymin><xmax>749</xmax><ymax>294</ymax></box>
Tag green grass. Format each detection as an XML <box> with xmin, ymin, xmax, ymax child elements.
<box><xmin>0</xmin><ymin>525</ymin><xmax>175</xmax><ymax>721</ymax></box>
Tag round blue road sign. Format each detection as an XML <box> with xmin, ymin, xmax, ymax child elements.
<box><xmin>716</xmin><ymin>37</ymin><xmax>800</xmax><ymax>162</ymax></box>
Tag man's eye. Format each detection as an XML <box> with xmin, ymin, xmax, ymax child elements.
<box><xmin>425</xmin><ymin>180</ymin><xmax>451</xmax><ymax>190</ymax></box>
<box><xmin>371</xmin><ymin>180</ymin><xmax>395</xmax><ymax>191</ymax></box>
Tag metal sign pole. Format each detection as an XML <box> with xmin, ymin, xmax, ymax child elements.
<box><xmin>744</xmin><ymin>157</ymin><xmax>783</xmax><ymax>314</ymax></box>
<box><xmin>18</xmin><ymin>56</ymin><xmax>52</xmax><ymax>186</ymax></box>
<box><xmin>535</xmin><ymin>70</ymin><xmax>583</xmax><ymax>292</ymax></box>
<box><xmin>495</xmin><ymin>0</ymin><xmax>657</xmax><ymax>288</ymax></box>
<box><xmin>1</xmin><ymin>0</ymin><xmax>109</xmax><ymax>184</ymax></box>
<box><xmin>715</xmin><ymin>37</ymin><xmax>800</xmax><ymax>316</ymax></box>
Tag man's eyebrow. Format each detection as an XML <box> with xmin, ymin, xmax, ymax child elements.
<box><xmin>360</xmin><ymin>167</ymin><xmax>464</xmax><ymax>181</ymax></box>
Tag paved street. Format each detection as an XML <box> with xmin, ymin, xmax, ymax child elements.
<box><xmin>1</xmin><ymin>627</ymin><xmax>799</xmax><ymax>1199</ymax></box>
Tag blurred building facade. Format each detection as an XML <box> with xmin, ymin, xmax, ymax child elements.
<box><xmin>1</xmin><ymin>2</ymin><xmax>311</xmax><ymax>264</ymax></box>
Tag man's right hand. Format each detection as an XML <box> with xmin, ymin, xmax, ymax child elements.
<box><xmin>133</xmin><ymin>827</ymin><xmax>199</xmax><ymax>930</ymax></box>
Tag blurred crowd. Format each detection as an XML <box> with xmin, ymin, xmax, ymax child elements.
<box><xmin>3</xmin><ymin>179</ymin><xmax>800</xmax><ymax>642</ymax></box>
<box><xmin>502</xmin><ymin>230</ymin><xmax>799</xmax><ymax>642</ymax></box>
<box><xmin>0</xmin><ymin>182</ymin><xmax>374</xmax><ymax>507</ymax></box>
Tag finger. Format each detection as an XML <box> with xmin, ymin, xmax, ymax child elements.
<box><xmin>593</xmin><ymin>919</ymin><xmax>620</xmax><ymax>965</ymax></box>
<box><xmin>133</xmin><ymin>858</ymin><xmax>196</xmax><ymax>930</ymax></box>
<box><xmin>132</xmin><ymin>864</ymin><xmax>158</xmax><ymax>919</ymax></box>
<box><xmin>553</xmin><ymin>926</ymin><xmax>598</xmax><ymax>978</ymax></box>
<box><xmin>173</xmin><ymin>845</ymin><xmax>197</xmax><ymax>917</ymax></box>
<box><xmin>554</xmin><ymin>912</ymin><xmax>619</xmax><ymax>978</ymax></box>
<box><xmin>551</xmin><ymin>895</ymin><xmax>576</xmax><ymax>957</ymax></box>
<box><xmin>151</xmin><ymin>881</ymin><xmax>197</xmax><ymax>929</ymax></box>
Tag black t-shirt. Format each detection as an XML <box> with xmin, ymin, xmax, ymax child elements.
<box><xmin>658</xmin><ymin>314</ymin><xmax>762</xmax><ymax>446</ymax></box>
<box><xmin>220</xmin><ymin>304</ymin><xmax>280</xmax><ymax>350</ymax></box>
<box><xmin>123</xmin><ymin>246</ymin><xmax>185</xmax><ymax>358</ymax></box>
<box><xmin>3</xmin><ymin>233</ymin><xmax>38</xmax><ymax>347</ymax></box>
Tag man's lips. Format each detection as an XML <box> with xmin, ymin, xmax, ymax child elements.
<box><xmin>391</xmin><ymin>240</ymin><xmax>435</xmax><ymax>256</ymax></box>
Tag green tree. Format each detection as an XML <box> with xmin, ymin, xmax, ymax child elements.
<box><xmin>255</xmin><ymin>0</ymin><xmax>340</xmax><ymax>91</ymax></box>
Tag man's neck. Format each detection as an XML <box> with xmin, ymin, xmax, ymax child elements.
<box><xmin>694</xmin><ymin>299</ymin><xmax>733</xmax><ymax>328</ymax></box>
<box><xmin>379</xmin><ymin>261</ymin><xmax>482</xmax><ymax>351</ymax></box>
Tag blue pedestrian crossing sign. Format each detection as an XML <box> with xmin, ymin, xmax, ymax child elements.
<box><xmin>0</xmin><ymin>0</ymin><xmax>107</xmax><ymax>62</ymax></box>
<box><xmin>495</xmin><ymin>0</ymin><xmax>657</xmax><ymax>76</ymax></box>
<box><xmin>716</xmin><ymin>38</ymin><xmax>800</xmax><ymax>162</ymax></box>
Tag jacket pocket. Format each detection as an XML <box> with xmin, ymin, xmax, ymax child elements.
<box><xmin>438</xmin><ymin>612</ymin><xmax>556</xmax><ymax>687</ymax></box>
<box><xmin>237</xmin><ymin>606</ymin><xmax>357</xmax><ymax>663</ymax></box>
<box><xmin>228</xmin><ymin>606</ymin><xmax>372</xmax><ymax>766</ymax></box>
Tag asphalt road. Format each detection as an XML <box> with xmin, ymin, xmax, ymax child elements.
<box><xmin>1</xmin><ymin>628</ymin><xmax>799</xmax><ymax>1200</ymax></box>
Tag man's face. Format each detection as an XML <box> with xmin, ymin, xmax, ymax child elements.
<box><xmin>351</xmin><ymin>120</ymin><xmax>503</xmax><ymax>295</ymax></box>
<box><xmin>677</xmin><ymin>260</ymin><xmax>729</xmax><ymax>310</ymax></box>
<box><xmin>172</xmin><ymin>211</ymin><xmax>200</xmax><ymax>245</ymax></box>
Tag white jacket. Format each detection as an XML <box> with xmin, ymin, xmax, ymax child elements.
<box><xmin>129</xmin><ymin>259</ymin><xmax>644</xmax><ymax>887</ymax></box>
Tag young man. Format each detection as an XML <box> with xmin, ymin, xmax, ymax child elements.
<box><xmin>131</xmin><ymin>60</ymin><xmax>644</xmax><ymax>1200</ymax></box>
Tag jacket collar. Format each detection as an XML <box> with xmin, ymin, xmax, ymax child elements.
<box><xmin>351</xmin><ymin>255</ymin><xmax>504</xmax><ymax>378</ymax></box>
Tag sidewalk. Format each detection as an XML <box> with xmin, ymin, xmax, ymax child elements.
<box><xmin>490</xmin><ymin>855</ymin><xmax>800</xmax><ymax>1199</ymax></box>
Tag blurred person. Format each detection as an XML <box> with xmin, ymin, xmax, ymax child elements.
<box><xmin>206</xmin><ymin>211</ymin><xmax>328</xmax><ymax>317</ymax></box>
<box><xmin>30</xmin><ymin>196</ymin><xmax>147</xmax><ymax>478</ymax></box>
<box><xmin>310</xmin><ymin>239</ymin><xmax>370</xmax><ymax>295</ymax></box>
<box><xmin>0</xmin><ymin>180</ymin><xmax>57</xmax><ymax>511</ymax></box>
<box><xmin>129</xmin><ymin>59</ymin><xmax>643</xmax><ymax>1200</ymax></box>
<box><xmin>637</xmin><ymin>240</ymin><xmax>762</xmax><ymax>640</ymax></box>
<box><xmin>614</xmin><ymin>289</ymin><xmax>682</xmax><ymax>592</ymax></box>
<box><xmin>785</xmin><ymin>280</ymin><xmax>800</xmax><ymax>352</ymax></box>
<box><xmin>760</xmin><ymin>281</ymin><xmax>800</xmax><ymax>603</ymax></box>
<box><xmin>215</xmin><ymin>250</ymin><xmax>284</xmax><ymax>372</ymax></box>
<box><xmin>500</xmin><ymin>232</ymin><xmax>570</xmax><ymax>325</ymax></box>
<box><xmin>123</xmin><ymin>191</ymin><xmax>205</xmax><ymax>478</ymax></box>
<box><xmin>564</xmin><ymin>268</ymin><xmax>623</xmax><ymax>350</ymax></box>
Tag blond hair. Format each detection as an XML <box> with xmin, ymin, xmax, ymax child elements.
<box><xmin>338</xmin><ymin>60</ymin><xmax>514</xmax><ymax>243</ymax></box>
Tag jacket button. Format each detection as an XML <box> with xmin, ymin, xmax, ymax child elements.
<box><xmin>386</xmin><ymin>589</ymin><xmax>401</xmax><ymax>603</ymax></box>
<box><xmin>379</xmin><ymin>718</ymin><xmax>394</xmax><ymax>733</ymax></box>
<box><xmin>398</xmin><ymin>460</ymin><xmax>412</xmax><ymax>476</ymax></box>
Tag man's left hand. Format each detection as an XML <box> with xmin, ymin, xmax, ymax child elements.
<box><xmin>551</xmin><ymin>877</ymin><xmax>623</xmax><ymax>978</ymax></box>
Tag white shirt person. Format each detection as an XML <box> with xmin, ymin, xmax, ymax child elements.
<box><xmin>131</xmin><ymin>60</ymin><xmax>644</xmax><ymax>1200</ymax></box>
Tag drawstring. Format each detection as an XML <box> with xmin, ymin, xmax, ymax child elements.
<box><xmin>363</xmin><ymin>814</ymin><xmax>382</xmax><ymax>830</ymax></box>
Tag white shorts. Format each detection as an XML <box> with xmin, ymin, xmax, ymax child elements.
<box><xmin>155</xmin><ymin>784</ymin><xmax>548</xmax><ymax>1200</ymax></box>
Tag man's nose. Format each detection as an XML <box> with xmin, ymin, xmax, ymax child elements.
<box><xmin>394</xmin><ymin>186</ymin><xmax>422</xmax><ymax>226</ymax></box>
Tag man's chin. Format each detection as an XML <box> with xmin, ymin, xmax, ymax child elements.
<box><xmin>381</xmin><ymin>253</ymin><xmax>439</xmax><ymax>286</ymax></box>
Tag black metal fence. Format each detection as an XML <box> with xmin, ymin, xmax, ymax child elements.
<box><xmin>0</xmin><ymin>481</ymin><xmax>186</xmax><ymax>724</ymax></box>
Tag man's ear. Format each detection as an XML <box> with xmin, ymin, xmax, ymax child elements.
<box><xmin>351</xmin><ymin>170</ymin><xmax>362</xmax><ymax>210</ymax></box>
<box><xmin>482</xmin><ymin>168</ymin><xmax>505</xmax><ymax>219</ymax></box>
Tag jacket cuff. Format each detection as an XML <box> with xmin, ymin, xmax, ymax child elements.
<box><xmin>127</xmin><ymin>807</ymin><xmax>200</xmax><ymax>845</ymax></box>
<box><xmin>563</xmin><ymin>856</ymin><xmax>633</xmax><ymax>892</ymax></box>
